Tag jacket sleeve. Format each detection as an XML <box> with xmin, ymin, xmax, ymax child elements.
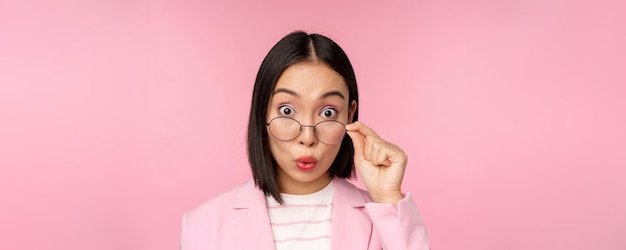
<box><xmin>364</xmin><ymin>193</ymin><xmax>430</xmax><ymax>250</ymax></box>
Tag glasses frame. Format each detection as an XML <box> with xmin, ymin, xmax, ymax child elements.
<box><xmin>265</xmin><ymin>116</ymin><xmax>347</xmax><ymax>145</ymax></box>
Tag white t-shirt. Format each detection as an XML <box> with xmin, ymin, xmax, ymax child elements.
<box><xmin>266</xmin><ymin>181</ymin><xmax>334</xmax><ymax>250</ymax></box>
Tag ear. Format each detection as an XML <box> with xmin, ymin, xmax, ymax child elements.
<box><xmin>348</xmin><ymin>100</ymin><xmax>357</xmax><ymax>122</ymax></box>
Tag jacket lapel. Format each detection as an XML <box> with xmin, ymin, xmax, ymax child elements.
<box><xmin>228</xmin><ymin>180</ymin><xmax>276</xmax><ymax>250</ymax></box>
<box><xmin>331</xmin><ymin>178</ymin><xmax>373</xmax><ymax>250</ymax></box>
<box><xmin>226</xmin><ymin>178</ymin><xmax>373</xmax><ymax>250</ymax></box>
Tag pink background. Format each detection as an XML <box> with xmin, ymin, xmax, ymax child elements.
<box><xmin>1</xmin><ymin>0</ymin><xmax>625</xmax><ymax>249</ymax></box>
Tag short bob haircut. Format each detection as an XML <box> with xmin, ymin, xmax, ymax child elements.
<box><xmin>247</xmin><ymin>31</ymin><xmax>359</xmax><ymax>203</ymax></box>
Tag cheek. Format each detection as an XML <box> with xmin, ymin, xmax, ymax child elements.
<box><xmin>322</xmin><ymin>144</ymin><xmax>343</xmax><ymax>163</ymax></box>
<box><xmin>267</xmin><ymin>135</ymin><xmax>287</xmax><ymax>160</ymax></box>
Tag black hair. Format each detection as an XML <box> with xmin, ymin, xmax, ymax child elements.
<box><xmin>247</xmin><ymin>31</ymin><xmax>359</xmax><ymax>203</ymax></box>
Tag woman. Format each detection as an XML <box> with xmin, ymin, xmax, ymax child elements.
<box><xmin>180</xmin><ymin>31</ymin><xmax>430</xmax><ymax>250</ymax></box>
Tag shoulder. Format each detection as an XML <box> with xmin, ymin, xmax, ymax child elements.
<box><xmin>184</xmin><ymin>179</ymin><xmax>256</xmax><ymax>223</ymax></box>
<box><xmin>181</xmin><ymin>180</ymin><xmax>264</xmax><ymax>248</ymax></box>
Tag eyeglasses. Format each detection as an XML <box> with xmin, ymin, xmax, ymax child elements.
<box><xmin>266</xmin><ymin>117</ymin><xmax>346</xmax><ymax>145</ymax></box>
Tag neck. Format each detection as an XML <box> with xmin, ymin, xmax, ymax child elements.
<box><xmin>278</xmin><ymin>173</ymin><xmax>332</xmax><ymax>195</ymax></box>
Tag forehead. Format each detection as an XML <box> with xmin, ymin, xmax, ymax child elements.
<box><xmin>273</xmin><ymin>62</ymin><xmax>348</xmax><ymax>95</ymax></box>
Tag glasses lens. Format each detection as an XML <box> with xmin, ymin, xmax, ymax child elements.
<box><xmin>268</xmin><ymin>117</ymin><xmax>300</xmax><ymax>141</ymax></box>
<box><xmin>315</xmin><ymin>120</ymin><xmax>346</xmax><ymax>145</ymax></box>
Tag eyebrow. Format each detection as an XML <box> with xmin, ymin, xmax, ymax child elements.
<box><xmin>273</xmin><ymin>88</ymin><xmax>300</xmax><ymax>97</ymax></box>
<box><xmin>320</xmin><ymin>90</ymin><xmax>345</xmax><ymax>100</ymax></box>
<box><xmin>273</xmin><ymin>88</ymin><xmax>345</xmax><ymax>100</ymax></box>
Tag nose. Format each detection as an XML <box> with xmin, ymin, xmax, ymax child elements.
<box><xmin>298</xmin><ymin>124</ymin><xmax>317</xmax><ymax>147</ymax></box>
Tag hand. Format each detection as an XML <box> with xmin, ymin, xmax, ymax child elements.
<box><xmin>345</xmin><ymin>121</ymin><xmax>407</xmax><ymax>204</ymax></box>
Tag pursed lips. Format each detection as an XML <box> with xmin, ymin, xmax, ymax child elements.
<box><xmin>296</xmin><ymin>156</ymin><xmax>317</xmax><ymax>171</ymax></box>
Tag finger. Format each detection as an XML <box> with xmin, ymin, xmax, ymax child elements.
<box><xmin>372</xmin><ymin>146</ymin><xmax>392</xmax><ymax>167</ymax></box>
<box><xmin>366</xmin><ymin>140</ymin><xmax>392</xmax><ymax>167</ymax></box>
<box><xmin>380</xmin><ymin>143</ymin><xmax>408</xmax><ymax>166</ymax></box>
<box><xmin>346</xmin><ymin>131</ymin><xmax>365</xmax><ymax>163</ymax></box>
<box><xmin>367</xmin><ymin>139</ymin><xmax>406</xmax><ymax>166</ymax></box>
<box><xmin>345</xmin><ymin>121</ymin><xmax>380</xmax><ymax>140</ymax></box>
<box><xmin>347</xmin><ymin>122</ymin><xmax>381</xmax><ymax>163</ymax></box>
<box><xmin>365</xmin><ymin>137</ymin><xmax>388</xmax><ymax>164</ymax></box>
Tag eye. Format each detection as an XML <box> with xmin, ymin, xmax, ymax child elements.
<box><xmin>320</xmin><ymin>107</ymin><xmax>338</xmax><ymax>118</ymax></box>
<box><xmin>278</xmin><ymin>105</ymin><xmax>295</xmax><ymax>116</ymax></box>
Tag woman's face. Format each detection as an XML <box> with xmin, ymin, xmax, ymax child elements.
<box><xmin>266</xmin><ymin>62</ymin><xmax>355</xmax><ymax>195</ymax></box>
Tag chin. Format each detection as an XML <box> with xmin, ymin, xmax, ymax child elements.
<box><xmin>297</xmin><ymin>169</ymin><xmax>332</xmax><ymax>182</ymax></box>
<box><xmin>283</xmin><ymin>167</ymin><xmax>328</xmax><ymax>182</ymax></box>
